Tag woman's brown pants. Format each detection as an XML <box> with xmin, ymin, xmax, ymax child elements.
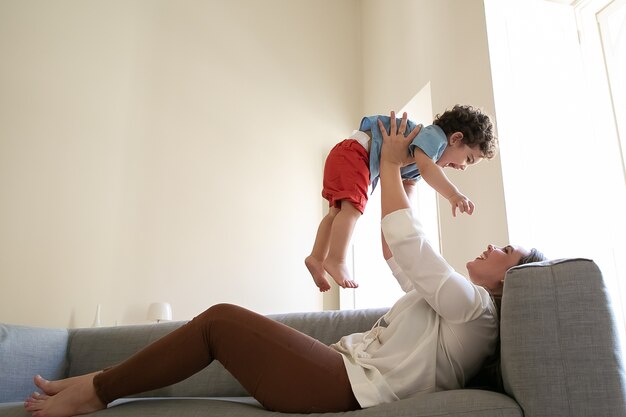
<box><xmin>93</xmin><ymin>303</ymin><xmax>360</xmax><ymax>413</ymax></box>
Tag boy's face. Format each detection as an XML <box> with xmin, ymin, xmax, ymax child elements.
<box><xmin>436</xmin><ymin>132</ymin><xmax>483</xmax><ymax>171</ymax></box>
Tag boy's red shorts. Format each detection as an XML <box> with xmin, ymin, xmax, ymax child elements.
<box><xmin>321</xmin><ymin>139</ymin><xmax>370</xmax><ymax>214</ymax></box>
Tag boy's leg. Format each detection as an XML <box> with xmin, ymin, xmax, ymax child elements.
<box><xmin>324</xmin><ymin>200</ymin><xmax>361</xmax><ymax>288</ymax></box>
<box><xmin>25</xmin><ymin>304</ymin><xmax>359</xmax><ymax>416</ymax></box>
<box><xmin>305</xmin><ymin>207</ymin><xmax>339</xmax><ymax>292</ymax></box>
<box><xmin>312</xmin><ymin>139</ymin><xmax>368</xmax><ymax>290</ymax></box>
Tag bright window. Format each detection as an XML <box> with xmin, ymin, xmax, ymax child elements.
<box><xmin>485</xmin><ymin>0</ymin><xmax>626</xmax><ymax>352</ymax></box>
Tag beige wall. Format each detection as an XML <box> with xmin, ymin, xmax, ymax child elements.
<box><xmin>0</xmin><ymin>0</ymin><xmax>508</xmax><ymax>328</ymax></box>
<box><xmin>0</xmin><ymin>0</ymin><xmax>362</xmax><ymax>327</ymax></box>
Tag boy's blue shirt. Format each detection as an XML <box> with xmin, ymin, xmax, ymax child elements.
<box><xmin>359</xmin><ymin>115</ymin><xmax>448</xmax><ymax>191</ymax></box>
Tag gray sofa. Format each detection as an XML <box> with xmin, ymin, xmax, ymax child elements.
<box><xmin>1</xmin><ymin>258</ymin><xmax>625</xmax><ymax>417</ymax></box>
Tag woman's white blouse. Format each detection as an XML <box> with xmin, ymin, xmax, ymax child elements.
<box><xmin>331</xmin><ymin>208</ymin><xmax>498</xmax><ymax>408</ymax></box>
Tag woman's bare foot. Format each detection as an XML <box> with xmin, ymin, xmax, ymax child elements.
<box><xmin>33</xmin><ymin>373</ymin><xmax>100</xmax><ymax>396</ymax></box>
<box><xmin>24</xmin><ymin>373</ymin><xmax>105</xmax><ymax>417</ymax></box>
<box><xmin>323</xmin><ymin>259</ymin><xmax>358</xmax><ymax>289</ymax></box>
<box><xmin>305</xmin><ymin>255</ymin><xmax>331</xmax><ymax>292</ymax></box>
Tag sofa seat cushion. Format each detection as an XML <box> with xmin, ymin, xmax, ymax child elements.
<box><xmin>0</xmin><ymin>390</ymin><xmax>522</xmax><ymax>417</ymax></box>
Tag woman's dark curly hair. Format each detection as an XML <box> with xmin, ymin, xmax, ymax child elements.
<box><xmin>433</xmin><ymin>104</ymin><xmax>498</xmax><ymax>159</ymax></box>
<box><xmin>517</xmin><ymin>248</ymin><xmax>547</xmax><ymax>266</ymax></box>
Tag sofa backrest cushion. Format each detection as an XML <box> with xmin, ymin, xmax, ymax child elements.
<box><xmin>266</xmin><ymin>307</ymin><xmax>388</xmax><ymax>345</ymax></box>
<box><xmin>0</xmin><ymin>324</ymin><xmax>69</xmax><ymax>402</ymax></box>
<box><xmin>500</xmin><ymin>258</ymin><xmax>626</xmax><ymax>417</ymax></box>
<box><xmin>67</xmin><ymin>307</ymin><xmax>387</xmax><ymax>398</ymax></box>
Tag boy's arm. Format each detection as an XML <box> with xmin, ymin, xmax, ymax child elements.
<box><xmin>413</xmin><ymin>148</ymin><xmax>474</xmax><ymax>217</ymax></box>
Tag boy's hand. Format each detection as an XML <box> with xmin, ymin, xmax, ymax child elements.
<box><xmin>447</xmin><ymin>192</ymin><xmax>475</xmax><ymax>217</ymax></box>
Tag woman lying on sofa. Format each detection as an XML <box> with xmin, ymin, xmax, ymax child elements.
<box><xmin>24</xmin><ymin>111</ymin><xmax>545</xmax><ymax>417</ymax></box>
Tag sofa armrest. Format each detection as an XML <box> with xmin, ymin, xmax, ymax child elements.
<box><xmin>500</xmin><ymin>258</ymin><xmax>626</xmax><ymax>417</ymax></box>
<box><xmin>0</xmin><ymin>323</ymin><xmax>69</xmax><ymax>402</ymax></box>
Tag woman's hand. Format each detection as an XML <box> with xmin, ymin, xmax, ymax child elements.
<box><xmin>378</xmin><ymin>111</ymin><xmax>421</xmax><ymax>167</ymax></box>
<box><xmin>378</xmin><ymin>111</ymin><xmax>421</xmax><ymax>218</ymax></box>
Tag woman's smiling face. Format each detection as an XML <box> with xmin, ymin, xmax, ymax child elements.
<box><xmin>466</xmin><ymin>244</ymin><xmax>529</xmax><ymax>293</ymax></box>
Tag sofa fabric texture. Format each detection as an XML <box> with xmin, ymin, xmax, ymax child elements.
<box><xmin>1</xmin><ymin>258</ymin><xmax>625</xmax><ymax>417</ymax></box>
<box><xmin>501</xmin><ymin>258</ymin><xmax>626</xmax><ymax>417</ymax></box>
<box><xmin>0</xmin><ymin>325</ymin><xmax>68</xmax><ymax>403</ymax></box>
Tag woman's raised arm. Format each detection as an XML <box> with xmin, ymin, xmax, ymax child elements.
<box><xmin>378</xmin><ymin>112</ymin><xmax>489</xmax><ymax>322</ymax></box>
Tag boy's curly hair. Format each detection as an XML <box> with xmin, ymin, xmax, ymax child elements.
<box><xmin>433</xmin><ymin>105</ymin><xmax>498</xmax><ymax>159</ymax></box>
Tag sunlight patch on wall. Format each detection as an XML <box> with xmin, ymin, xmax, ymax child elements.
<box><xmin>341</xmin><ymin>82</ymin><xmax>438</xmax><ymax>310</ymax></box>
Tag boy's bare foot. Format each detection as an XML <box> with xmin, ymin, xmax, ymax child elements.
<box><xmin>305</xmin><ymin>255</ymin><xmax>331</xmax><ymax>292</ymax></box>
<box><xmin>33</xmin><ymin>373</ymin><xmax>99</xmax><ymax>396</ymax></box>
<box><xmin>323</xmin><ymin>259</ymin><xmax>358</xmax><ymax>289</ymax></box>
<box><xmin>24</xmin><ymin>373</ymin><xmax>105</xmax><ymax>417</ymax></box>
